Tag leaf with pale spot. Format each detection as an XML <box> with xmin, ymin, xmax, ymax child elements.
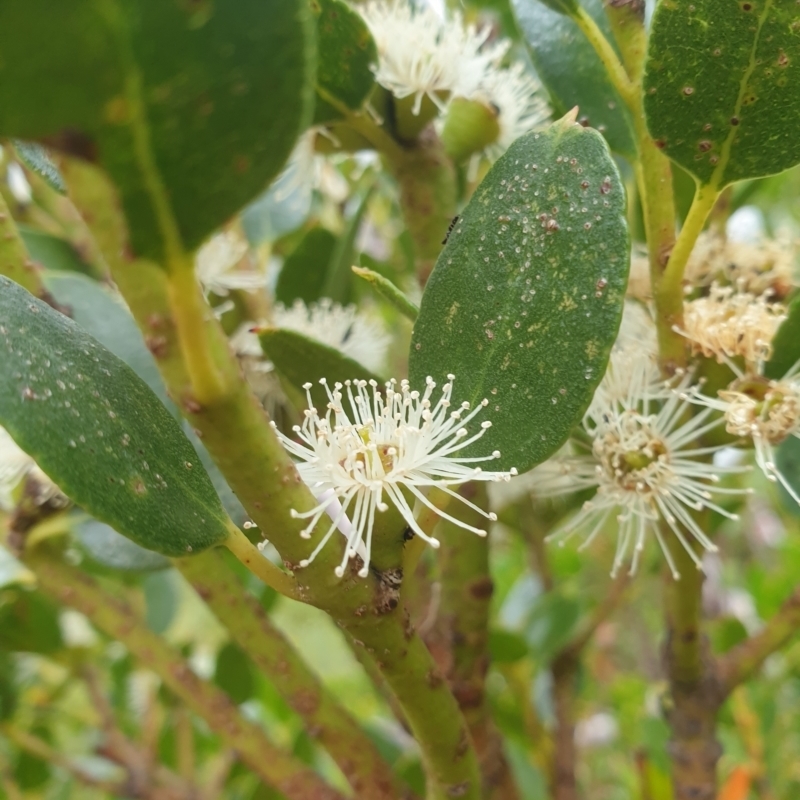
<box><xmin>0</xmin><ymin>277</ymin><xmax>230</xmax><ymax>557</ymax></box>
<box><xmin>409</xmin><ymin>118</ymin><xmax>628</xmax><ymax>473</ymax></box>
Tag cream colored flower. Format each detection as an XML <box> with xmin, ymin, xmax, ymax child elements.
<box><xmin>679</xmin><ymin>284</ymin><xmax>786</xmax><ymax>366</ymax></box>
<box><xmin>195</xmin><ymin>231</ymin><xmax>266</xmax><ymax>298</ymax></box>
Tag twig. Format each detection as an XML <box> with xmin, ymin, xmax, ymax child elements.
<box><xmin>718</xmin><ymin>584</ymin><xmax>800</xmax><ymax>696</ymax></box>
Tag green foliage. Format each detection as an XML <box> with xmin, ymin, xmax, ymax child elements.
<box><xmin>766</xmin><ymin>294</ymin><xmax>800</xmax><ymax>380</ymax></box>
<box><xmin>74</xmin><ymin>518</ymin><xmax>170</xmax><ymax>572</ymax></box>
<box><xmin>277</xmin><ymin>228</ymin><xmax>337</xmax><ymax>306</ymax></box>
<box><xmin>644</xmin><ymin>0</ymin><xmax>800</xmax><ymax>188</ymax></box>
<box><xmin>312</xmin><ymin>0</ymin><xmax>377</xmax><ymax>124</ymax></box>
<box><xmin>410</xmin><ymin>119</ymin><xmax>628</xmax><ymax>472</ymax></box>
<box><xmin>259</xmin><ymin>327</ymin><xmax>383</xmax><ymax>410</ymax></box>
<box><xmin>512</xmin><ymin>0</ymin><xmax>635</xmax><ymax>158</ymax></box>
<box><xmin>214</xmin><ymin>642</ymin><xmax>257</xmax><ymax>705</ymax></box>
<box><xmin>0</xmin><ymin>0</ymin><xmax>315</xmax><ymax>261</ymax></box>
<box><xmin>0</xmin><ymin>587</ymin><xmax>63</xmax><ymax>654</ymax></box>
<box><xmin>0</xmin><ymin>277</ymin><xmax>230</xmax><ymax>557</ymax></box>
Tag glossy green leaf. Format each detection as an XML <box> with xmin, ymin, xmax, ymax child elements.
<box><xmin>12</xmin><ymin>141</ymin><xmax>65</xmax><ymax>194</ymax></box>
<box><xmin>259</xmin><ymin>327</ymin><xmax>383</xmax><ymax>410</ymax></box>
<box><xmin>512</xmin><ymin>0</ymin><xmax>635</xmax><ymax>158</ymax></box>
<box><xmin>0</xmin><ymin>0</ymin><xmax>314</xmax><ymax>261</ymax></box>
<box><xmin>644</xmin><ymin>0</ymin><xmax>800</xmax><ymax>188</ymax></box>
<box><xmin>276</xmin><ymin>228</ymin><xmax>337</xmax><ymax>306</ymax></box>
<box><xmin>20</xmin><ymin>228</ymin><xmax>94</xmax><ymax>277</ymax></box>
<box><xmin>0</xmin><ymin>276</ymin><xmax>230</xmax><ymax>557</ymax></box>
<box><xmin>0</xmin><ymin>588</ymin><xmax>63</xmax><ymax>654</ymax></box>
<box><xmin>74</xmin><ymin>519</ymin><xmax>170</xmax><ymax>572</ymax></box>
<box><xmin>409</xmin><ymin>119</ymin><xmax>628</xmax><ymax>472</ymax></box>
<box><xmin>312</xmin><ymin>0</ymin><xmax>377</xmax><ymax>124</ymax></box>
<box><xmin>214</xmin><ymin>642</ymin><xmax>257</xmax><ymax>705</ymax></box>
<box><xmin>765</xmin><ymin>294</ymin><xmax>800</xmax><ymax>381</ymax></box>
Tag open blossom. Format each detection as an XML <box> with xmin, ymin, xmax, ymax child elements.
<box><xmin>680</xmin><ymin>364</ymin><xmax>800</xmax><ymax>506</ymax></box>
<box><xmin>361</xmin><ymin>0</ymin><xmax>507</xmax><ymax>115</ymax></box>
<box><xmin>539</xmin><ymin>361</ymin><xmax>747</xmax><ymax>579</ymax></box>
<box><xmin>271</xmin><ymin>376</ymin><xmax>516</xmax><ymax>577</ymax></box>
<box><xmin>195</xmin><ymin>231</ymin><xmax>267</xmax><ymax>298</ymax></box>
<box><xmin>679</xmin><ymin>283</ymin><xmax>786</xmax><ymax>366</ymax></box>
<box><xmin>273</xmin><ymin>298</ymin><xmax>389</xmax><ymax>373</ymax></box>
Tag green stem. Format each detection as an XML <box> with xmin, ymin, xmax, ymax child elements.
<box><xmin>663</xmin><ymin>537</ymin><xmax>722</xmax><ymax>799</ymax></box>
<box><xmin>23</xmin><ymin>545</ymin><xmax>346</xmax><ymax>800</ymax></box>
<box><xmin>718</xmin><ymin>584</ymin><xmax>800</xmax><ymax>696</ymax></box>
<box><xmin>2</xmin><ymin>725</ymin><xmax>124</xmax><ymax>795</ymax></box>
<box><xmin>572</xmin><ymin>7</ymin><xmax>636</xmax><ymax>108</ymax></box>
<box><xmin>352</xmin><ymin>265</ymin><xmax>419</xmax><ymax>321</ymax></box>
<box><xmin>658</xmin><ymin>183</ymin><xmax>720</xmax><ymax>314</ymax></box>
<box><xmin>176</xmin><ymin>548</ymin><xmax>406</xmax><ymax>800</ymax></box>
<box><xmin>222</xmin><ymin>523</ymin><xmax>298</xmax><ymax>599</ymax></box>
<box><xmin>427</xmin><ymin>484</ymin><xmax>519</xmax><ymax>800</ymax></box>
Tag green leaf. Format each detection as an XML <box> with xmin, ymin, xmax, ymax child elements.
<box><xmin>276</xmin><ymin>228</ymin><xmax>337</xmax><ymax>306</ymax></box>
<box><xmin>259</xmin><ymin>327</ymin><xmax>383</xmax><ymax>410</ymax></box>
<box><xmin>512</xmin><ymin>0</ymin><xmax>636</xmax><ymax>158</ymax></box>
<box><xmin>44</xmin><ymin>272</ymin><xmax>173</xmax><ymax>412</ymax></box>
<box><xmin>0</xmin><ymin>0</ymin><xmax>315</xmax><ymax>261</ymax></box>
<box><xmin>352</xmin><ymin>265</ymin><xmax>419</xmax><ymax>321</ymax></box>
<box><xmin>765</xmin><ymin>294</ymin><xmax>800</xmax><ymax>381</ymax></box>
<box><xmin>525</xmin><ymin>592</ymin><xmax>580</xmax><ymax>664</ymax></box>
<box><xmin>776</xmin><ymin>436</ymin><xmax>800</xmax><ymax>518</ymax></box>
<box><xmin>536</xmin><ymin>0</ymin><xmax>579</xmax><ymax>13</ymax></box>
<box><xmin>0</xmin><ymin>276</ymin><xmax>230</xmax><ymax>557</ymax></box>
<box><xmin>643</xmin><ymin>0</ymin><xmax>800</xmax><ymax>188</ymax></box>
<box><xmin>323</xmin><ymin>188</ymin><xmax>374</xmax><ymax>304</ymax></box>
<box><xmin>12</xmin><ymin>141</ymin><xmax>66</xmax><ymax>194</ymax></box>
<box><xmin>13</xmin><ymin>730</ymin><xmax>51</xmax><ymax>790</ymax></box>
<box><xmin>409</xmin><ymin>118</ymin><xmax>628</xmax><ymax>473</ymax></box>
<box><xmin>312</xmin><ymin>0</ymin><xmax>377</xmax><ymax>124</ymax></box>
<box><xmin>44</xmin><ymin>272</ymin><xmax>248</xmax><ymax>525</ymax></box>
<box><xmin>488</xmin><ymin>629</ymin><xmax>529</xmax><ymax>664</ymax></box>
<box><xmin>74</xmin><ymin>519</ymin><xmax>170</xmax><ymax>572</ymax></box>
<box><xmin>20</xmin><ymin>228</ymin><xmax>94</xmax><ymax>277</ymax></box>
<box><xmin>0</xmin><ymin>588</ymin><xmax>63</xmax><ymax>654</ymax></box>
<box><xmin>214</xmin><ymin>642</ymin><xmax>257</xmax><ymax>705</ymax></box>
<box><xmin>143</xmin><ymin>571</ymin><xmax>180</xmax><ymax>634</ymax></box>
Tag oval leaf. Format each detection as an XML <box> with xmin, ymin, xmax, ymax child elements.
<box><xmin>0</xmin><ymin>0</ymin><xmax>314</xmax><ymax>261</ymax></box>
<box><xmin>74</xmin><ymin>519</ymin><xmax>170</xmax><ymax>572</ymax></box>
<box><xmin>312</xmin><ymin>0</ymin><xmax>377</xmax><ymax>124</ymax></box>
<box><xmin>0</xmin><ymin>277</ymin><xmax>230</xmax><ymax>557</ymax></box>
<box><xmin>409</xmin><ymin>118</ymin><xmax>628</xmax><ymax>473</ymax></box>
<box><xmin>512</xmin><ymin>0</ymin><xmax>635</xmax><ymax>158</ymax></box>
<box><xmin>276</xmin><ymin>227</ymin><xmax>337</xmax><ymax>306</ymax></box>
<box><xmin>259</xmin><ymin>327</ymin><xmax>383</xmax><ymax>410</ymax></box>
<box><xmin>644</xmin><ymin>0</ymin><xmax>800</xmax><ymax>188</ymax></box>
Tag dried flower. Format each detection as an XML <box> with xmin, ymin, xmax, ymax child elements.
<box><xmin>271</xmin><ymin>376</ymin><xmax>516</xmax><ymax>577</ymax></box>
<box><xmin>680</xmin><ymin>284</ymin><xmax>786</xmax><ymax>366</ymax></box>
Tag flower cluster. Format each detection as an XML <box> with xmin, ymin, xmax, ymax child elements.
<box><xmin>361</xmin><ymin>0</ymin><xmax>547</xmax><ymax>156</ymax></box>
<box><xmin>532</xmin><ymin>306</ymin><xmax>746</xmax><ymax>578</ymax></box>
<box><xmin>272</xmin><ymin>376</ymin><xmax>515</xmax><ymax>577</ymax></box>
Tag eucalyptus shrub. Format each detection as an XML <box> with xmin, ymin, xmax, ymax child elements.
<box><xmin>0</xmin><ymin>1</ymin><xmax>799</xmax><ymax>799</ymax></box>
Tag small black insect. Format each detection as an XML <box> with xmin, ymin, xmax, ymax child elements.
<box><xmin>441</xmin><ymin>215</ymin><xmax>460</xmax><ymax>245</ymax></box>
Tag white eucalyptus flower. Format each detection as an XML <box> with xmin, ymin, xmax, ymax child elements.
<box><xmin>680</xmin><ymin>362</ymin><xmax>800</xmax><ymax>506</ymax></box>
<box><xmin>679</xmin><ymin>284</ymin><xmax>786</xmax><ymax>367</ymax></box>
<box><xmin>540</xmin><ymin>369</ymin><xmax>747</xmax><ymax>579</ymax></box>
<box><xmin>361</xmin><ymin>0</ymin><xmax>506</xmax><ymax>116</ymax></box>
<box><xmin>195</xmin><ymin>231</ymin><xmax>266</xmax><ymax>298</ymax></box>
<box><xmin>271</xmin><ymin>376</ymin><xmax>516</xmax><ymax>577</ymax></box>
<box><xmin>274</xmin><ymin>299</ymin><xmax>389</xmax><ymax>373</ymax></box>
<box><xmin>468</xmin><ymin>60</ymin><xmax>548</xmax><ymax>156</ymax></box>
